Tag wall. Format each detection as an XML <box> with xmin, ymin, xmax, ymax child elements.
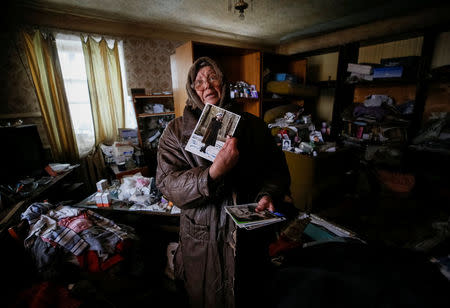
<box><xmin>431</xmin><ymin>31</ymin><xmax>450</xmax><ymax>69</ymax></box>
<box><xmin>306</xmin><ymin>52</ymin><xmax>338</xmax><ymax>123</ymax></box>
<box><xmin>307</xmin><ymin>52</ymin><xmax>338</xmax><ymax>82</ymax></box>
<box><xmin>358</xmin><ymin>37</ymin><xmax>423</xmax><ymax>64</ymax></box>
<box><xmin>423</xmin><ymin>31</ymin><xmax>450</xmax><ymax>121</ymax></box>
<box><xmin>123</xmin><ymin>38</ymin><xmax>182</xmax><ymax>94</ymax></box>
<box><xmin>315</xmin><ymin>88</ymin><xmax>335</xmax><ymax>123</ymax></box>
<box><xmin>0</xmin><ymin>31</ymin><xmax>49</xmax><ymax>147</ymax></box>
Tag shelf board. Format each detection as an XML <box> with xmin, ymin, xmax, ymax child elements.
<box><xmin>232</xmin><ymin>97</ymin><xmax>260</xmax><ymax>103</ymax></box>
<box><xmin>134</xmin><ymin>94</ymin><xmax>173</xmax><ymax>99</ymax></box>
<box><xmin>312</xmin><ymin>80</ymin><xmax>337</xmax><ymax>88</ymax></box>
<box><xmin>262</xmin><ymin>97</ymin><xmax>295</xmax><ymax>103</ymax></box>
<box><xmin>349</xmin><ymin>78</ymin><xmax>417</xmax><ymax>87</ymax></box>
<box><xmin>138</xmin><ymin>112</ymin><xmax>175</xmax><ymax>118</ymax></box>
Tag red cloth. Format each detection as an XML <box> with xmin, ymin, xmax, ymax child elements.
<box><xmin>58</xmin><ymin>213</ymin><xmax>93</xmax><ymax>233</ymax></box>
<box><xmin>76</xmin><ymin>240</ymin><xmax>130</xmax><ymax>272</ymax></box>
<box><xmin>14</xmin><ymin>281</ymin><xmax>81</xmax><ymax>308</ymax></box>
<box><xmin>269</xmin><ymin>234</ymin><xmax>301</xmax><ymax>257</ymax></box>
<box><xmin>377</xmin><ymin>169</ymin><xmax>415</xmax><ymax>193</ymax></box>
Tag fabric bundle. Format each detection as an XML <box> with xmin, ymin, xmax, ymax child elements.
<box><xmin>21</xmin><ymin>202</ymin><xmax>136</xmax><ymax>274</ymax></box>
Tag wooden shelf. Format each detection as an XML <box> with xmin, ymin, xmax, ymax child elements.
<box><xmin>137</xmin><ymin>112</ymin><xmax>175</xmax><ymax>118</ymax></box>
<box><xmin>350</xmin><ymin>78</ymin><xmax>417</xmax><ymax>87</ymax></box>
<box><xmin>232</xmin><ymin>97</ymin><xmax>259</xmax><ymax>103</ymax></box>
<box><xmin>133</xmin><ymin>94</ymin><xmax>173</xmax><ymax>99</ymax></box>
<box><xmin>131</xmin><ymin>91</ymin><xmax>175</xmax><ymax>152</ymax></box>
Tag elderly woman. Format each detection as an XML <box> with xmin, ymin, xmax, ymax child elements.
<box><xmin>156</xmin><ymin>57</ymin><xmax>291</xmax><ymax>308</ymax></box>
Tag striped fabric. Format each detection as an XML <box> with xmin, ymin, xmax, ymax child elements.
<box><xmin>47</xmin><ymin>226</ymin><xmax>89</xmax><ymax>256</ymax></box>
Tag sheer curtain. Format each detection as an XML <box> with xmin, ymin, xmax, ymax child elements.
<box><xmin>55</xmin><ymin>33</ymin><xmax>95</xmax><ymax>157</ymax></box>
<box><xmin>22</xmin><ymin>30</ymin><xmax>79</xmax><ymax>162</ymax></box>
<box><xmin>82</xmin><ymin>36</ymin><xmax>125</xmax><ymax>145</ymax></box>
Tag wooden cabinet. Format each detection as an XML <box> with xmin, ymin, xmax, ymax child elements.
<box><xmin>261</xmin><ymin>52</ymin><xmax>317</xmax><ymax>116</ymax></box>
<box><xmin>131</xmin><ymin>92</ymin><xmax>175</xmax><ymax>148</ymax></box>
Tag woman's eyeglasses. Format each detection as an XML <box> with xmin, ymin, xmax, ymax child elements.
<box><xmin>192</xmin><ymin>75</ymin><xmax>221</xmax><ymax>91</ymax></box>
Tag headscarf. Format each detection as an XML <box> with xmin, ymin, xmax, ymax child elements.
<box><xmin>185</xmin><ymin>57</ymin><xmax>228</xmax><ymax>110</ymax></box>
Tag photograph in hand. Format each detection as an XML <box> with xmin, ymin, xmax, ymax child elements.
<box><xmin>225</xmin><ymin>204</ymin><xmax>286</xmax><ymax>230</ymax></box>
<box><xmin>185</xmin><ymin>104</ymin><xmax>240</xmax><ymax>162</ymax></box>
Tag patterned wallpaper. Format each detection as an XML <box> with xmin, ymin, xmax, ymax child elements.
<box><xmin>0</xmin><ymin>32</ymin><xmax>50</xmax><ymax>147</ymax></box>
<box><xmin>0</xmin><ymin>32</ymin><xmax>40</xmax><ymax>115</ymax></box>
<box><xmin>123</xmin><ymin>38</ymin><xmax>182</xmax><ymax>95</ymax></box>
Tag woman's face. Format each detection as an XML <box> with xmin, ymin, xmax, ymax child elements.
<box><xmin>194</xmin><ymin>66</ymin><xmax>222</xmax><ymax>105</ymax></box>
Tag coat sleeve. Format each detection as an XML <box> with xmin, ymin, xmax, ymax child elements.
<box><xmin>155</xmin><ymin>120</ymin><xmax>217</xmax><ymax>209</ymax></box>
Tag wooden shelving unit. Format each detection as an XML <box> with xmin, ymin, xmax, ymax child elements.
<box><xmin>130</xmin><ymin>90</ymin><xmax>175</xmax><ymax>176</ymax></box>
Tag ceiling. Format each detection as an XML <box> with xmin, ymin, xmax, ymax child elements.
<box><xmin>14</xmin><ymin>0</ymin><xmax>450</xmax><ymax>47</ymax></box>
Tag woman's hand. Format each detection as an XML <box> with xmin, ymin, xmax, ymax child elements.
<box><xmin>255</xmin><ymin>195</ymin><xmax>275</xmax><ymax>212</ymax></box>
<box><xmin>209</xmin><ymin>137</ymin><xmax>239</xmax><ymax>180</ymax></box>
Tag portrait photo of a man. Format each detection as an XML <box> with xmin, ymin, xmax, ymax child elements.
<box><xmin>200</xmin><ymin>112</ymin><xmax>223</xmax><ymax>153</ymax></box>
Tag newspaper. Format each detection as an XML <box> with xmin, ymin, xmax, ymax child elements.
<box><xmin>225</xmin><ymin>203</ymin><xmax>286</xmax><ymax>230</ymax></box>
<box><xmin>185</xmin><ymin>104</ymin><xmax>240</xmax><ymax>162</ymax></box>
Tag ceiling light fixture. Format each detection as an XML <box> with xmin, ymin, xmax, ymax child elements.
<box><xmin>228</xmin><ymin>0</ymin><xmax>252</xmax><ymax>20</ymax></box>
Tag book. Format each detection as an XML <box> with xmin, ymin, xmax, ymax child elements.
<box><xmin>185</xmin><ymin>104</ymin><xmax>241</xmax><ymax>162</ymax></box>
<box><xmin>225</xmin><ymin>203</ymin><xmax>286</xmax><ymax>230</ymax></box>
<box><xmin>298</xmin><ymin>213</ymin><xmax>364</xmax><ymax>247</ymax></box>
<box><xmin>373</xmin><ymin>66</ymin><xmax>403</xmax><ymax>78</ymax></box>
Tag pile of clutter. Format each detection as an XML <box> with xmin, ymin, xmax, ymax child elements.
<box><xmin>101</xmin><ymin>141</ymin><xmax>146</xmax><ymax>171</ymax></box>
<box><xmin>143</xmin><ymin>102</ymin><xmax>172</xmax><ymax>114</ymax></box>
<box><xmin>93</xmin><ymin>174</ymin><xmax>180</xmax><ymax>214</ymax></box>
<box><xmin>410</xmin><ymin>112</ymin><xmax>450</xmax><ymax>154</ymax></box>
<box><xmin>267</xmin><ymin>107</ymin><xmax>336</xmax><ymax>156</ymax></box>
<box><xmin>229</xmin><ymin>81</ymin><xmax>258</xmax><ymax>99</ymax></box>
<box><xmin>340</xmin><ymin>94</ymin><xmax>414</xmax><ymax>165</ymax></box>
<box><xmin>346</xmin><ymin>56</ymin><xmax>420</xmax><ymax>83</ymax></box>
<box><xmin>143</xmin><ymin>116</ymin><xmax>172</xmax><ymax>150</ymax></box>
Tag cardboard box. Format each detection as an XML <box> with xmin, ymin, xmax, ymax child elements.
<box><xmin>95</xmin><ymin>192</ymin><xmax>103</xmax><ymax>207</ymax></box>
<box><xmin>101</xmin><ymin>193</ymin><xmax>111</xmax><ymax>208</ymax></box>
<box><xmin>347</xmin><ymin>63</ymin><xmax>372</xmax><ymax>75</ymax></box>
<box><xmin>96</xmin><ymin>179</ymin><xmax>109</xmax><ymax>192</ymax></box>
<box><xmin>113</xmin><ymin>141</ymin><xmax>134</xmax><ymax>158</ymax></box>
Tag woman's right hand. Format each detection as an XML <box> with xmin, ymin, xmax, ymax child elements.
<box><xmin>209</xmin><ymin>137</ymin><xmax>239</xmax><ymax>180</ymax></box>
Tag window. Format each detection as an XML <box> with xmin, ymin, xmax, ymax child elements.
<box><xmin>56</xmin><ymin>34</ymin><xmax>135</xmax><ymax>157</ymax></box>
<box><xmin>56</xmin><ymin>35</ymin><xmax>94</xmax><ymax>157</ymax></box>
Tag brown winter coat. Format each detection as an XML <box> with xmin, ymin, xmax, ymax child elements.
<box><xmin>156</xmin><ymin>57</ymin><xmax>290</xmax><ymax>308</ymax></box>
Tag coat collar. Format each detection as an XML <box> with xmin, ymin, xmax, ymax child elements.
<box><xmin>181</xmin><ymin>106</ymin><xmax>201</xmax><ymax>146</ymax></box>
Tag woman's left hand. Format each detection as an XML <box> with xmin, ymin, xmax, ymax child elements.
<box><xmin>255</xmin><ymin>195</ymin><xmax>274</xmax><ymax>212</ymax></box>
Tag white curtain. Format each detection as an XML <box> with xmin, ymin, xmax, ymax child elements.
<box><xmin>56</xmin><ymin>33</ymin><xmax>95</xmax><ymax>157</ymax></box>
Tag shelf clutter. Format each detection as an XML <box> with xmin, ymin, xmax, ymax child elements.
<box><xmin>131</xmin><ymin>88</ymin><xmax>175</xmax><ymax>152</ymax></box>
<box><xmin>339</xmin><ymin>94</ymin><xmax>413</xmax><ymax>167</ymax></box>
<box><xmin>265</xmin><ymin>104</ymin><xmax>335</xmax><ymax>157</ymax></box>
<box><xmin>346</xmin><ymin>56</ymin><xmax>420</xmax><ymax>84</ymax></box>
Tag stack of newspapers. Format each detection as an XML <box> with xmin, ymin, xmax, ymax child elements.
<box><xmin>225</xmin><ymin>204</ymin><xmax>286</xmax><ymax>230</ymax></box>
